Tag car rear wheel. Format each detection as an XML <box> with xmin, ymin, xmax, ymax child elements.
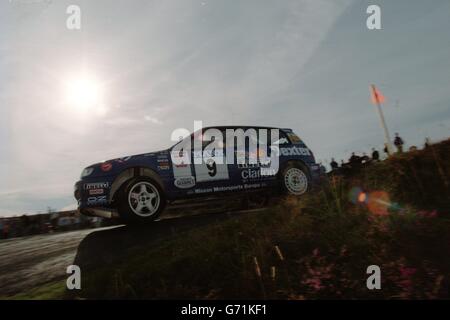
<box><xmin>118</xmin><ymin>177</ymin><xmax>166</xmax><ymax>223</ymax></box>
<box><xmin>280</xmin><ymin>164</ymin><xmax>309</xmax><ymax>196</ymax></box>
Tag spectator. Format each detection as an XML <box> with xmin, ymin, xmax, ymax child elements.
<box><xmin>349</xmin><ymin>152</ymin><xmax>360</xmax><ymax>166</ymax></box>
<box><xmin>330</xmin><ymin>158</ymin><xmax>339</xmax><ymax>171</ymax></box>
<box><xmin>319</xmin><ymin>163</ymin><xmax>326</xmax><ymax>174</ymax></box>
<box><xmin>383</xmin><ymin>143</ymin><xmax>389</xmax><ymax>156</ymax></box>
<box><xmin>361</xmin><ymin>152</ymin><xmax>370</xmax><ymax>164</ymax></box>
<box><xmin>394</xmin><ymin>132</ymin><xmax>404</xmax><ymax>153</ymax></box>
<box><xmin>424</xmin><ymin>137</ymin><xmax>431</xmax><ymax>149</ymax></box>
<box><xmin>371</xmin><ymin>148</ymin><xmax>380</xmax><ymax>161</ymax></box>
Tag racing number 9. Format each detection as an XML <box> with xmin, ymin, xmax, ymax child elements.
<box><xmin>206</xmin><ymin>159</ymin><xmax>217</xmax><ymax>177</ymax></box>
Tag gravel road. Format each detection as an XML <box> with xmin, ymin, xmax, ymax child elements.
<box><xmin>0</xmin><ymin>207</ymin><xmax>267</xmax><ymax>297</ymax></box>
<box><xmin>0</xmin><ymin>226</ymin><xmax>119</xmax><ymax>296</ymax></box>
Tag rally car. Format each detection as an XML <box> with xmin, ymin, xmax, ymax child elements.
<box><xmin>74</xmin><ymin>126</ymin><xmax>321</xmax><ymax>223</ymax></box>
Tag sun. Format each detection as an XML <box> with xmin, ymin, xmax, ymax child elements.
<box><xmin>64</xmin><ymin>74</ymin><xmax>105</xmax><ymax>114</ymax></box>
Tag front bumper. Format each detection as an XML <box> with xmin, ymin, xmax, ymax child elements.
<box><xmin>74</xmin><ymin>177</ymin><xmax>116</xmax><ymax>217</ymax></box>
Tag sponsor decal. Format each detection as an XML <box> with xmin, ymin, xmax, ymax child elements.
<box><xmin>175</xmin><ymin>162</ymin><xmax>188</xmax><ymax>168</ymax></box>
<box><xmin>192</xmin><ymin>183</ymin><xmax>265</xmax><ymax>194</ymax></box>
<box><xmin>241</xmin><ymin>168</ymin><xmax>261</xmax><ymax>180</ymax></box>
<box><xmin>286</xmin><ymin>132</ymin><xmax>302</xmax><ymax>144</ymax></box>
<box><xmin>260</xmin><ymin>167</ymin><xmax>278</xmax><ymax>176</ymax></box>
<box><xmin>87</xmin><ymin>195</ymin><xmax>108</xmax><ymax>205</ymax></box>
<box><xmin>89</xmin><ymin>189</ymin><xmax>104</xmax><ymax>195</ymax></box>
<box><xmin>174</xmin><ymin>176</ymin><xmax>196</xmax><ymax>189</ymax></box>
<box><xmin>241</xmin><ymin>168</ymin><xmax>276</xmax><ymax>180</ymax></box>
<box><xmin>193</xmin><ymin>149</ymin><xmax>224</xmax><ymax>159</ymax></box>
<box><xmin>100</xmin><ymin>162</ymin><xmax>112</xmax><ymax>171</ymax></box>
<box><xmin>156</xmin><ymin>151</ymin><xmax>169</xmax><ymax>158</ymax></box>
<box><xmin>84</xmin><ymin>182</ymin><xmax>109</xmax><ymax>190</ymax></box>
<box><xmin>158</xmin><ymin>165</ymin><xmax>170</xmax><ymax>170</ymax></box>
<box><xmin>241</xmin><ymin>168</ymin><xmax>277</xmax><ymax>180</ymax></box>
<box><xmin>238</xmin><ymin>163</ymin><xmax>259</xmax><ymax>169</ymax></box>
<box><xmin>157</xmin><ymin>158</ymin><xmax>169</xmax><ymax>163</ymax></box>
<box><xmin>213</xmin><ymin>185</ymin><xmax>244</xmax><ymax>192</ymax></box>
<box><xmin>244</xmin><ymin>183</ymin><xmax>264</xmax><ymax>189</ymax></box>
<box><xmin>192</xmin><ymin>188</ymin><xmax>212</xmax><ymax>194</ymax></box>
<box><xmin>280</xmin><ymin>146</ymin><xmax>311</xmax><ymax>156</ymax></box>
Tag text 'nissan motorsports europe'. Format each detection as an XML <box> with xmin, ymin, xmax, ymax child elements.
<box><xmin>74</xmin><ymin>126</ymin><xmax>321</xmax><ymax>223</ymax></box>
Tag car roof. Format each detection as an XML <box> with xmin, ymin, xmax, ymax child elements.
<box><xmin>202</xmin><ymin>125</ymin><xmax>292</xmax><ymax>132</ymax></box>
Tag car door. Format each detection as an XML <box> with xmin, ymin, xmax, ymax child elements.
<box><xmin>220</xmin><ymin>127</ymin><xmax>260</xmax><ymax>188</ymax></box>
<box><xmin>192</xmin><ymin>128</ymin><xmax>230</xmax><ymax>184</ymax></box>
<box><xmin>230</xmin><ymin>128</ymin><xmax>284</xmax><ymax>188</ymax></box>
<box><xmin>170</xmin><ymin>135</ymin><xmax>196</xmax><ymax>190</ymax></box>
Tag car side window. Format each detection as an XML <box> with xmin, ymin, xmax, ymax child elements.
<box><xmin>271</xmin><ymin>130</ymin><xmax>290</xmax><ymax>145</ymax></box>
<box><xmin>201</xmin><ymin>129</ymin><xmax>226</xmax><ymax>149</ymax></box>
<box><xmin>222</xmin><ymin>129</ymin><xmax>258</xmax><ymax>151</ymax></box>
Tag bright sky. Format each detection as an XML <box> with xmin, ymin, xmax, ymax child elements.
<box><xmin>1</xmin><ymin>0</ymin><xmax>449</xmax><ymax>216</ymax></box>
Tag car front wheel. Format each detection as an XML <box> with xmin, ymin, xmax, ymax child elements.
<box><xmin>118</xmin><ymin>177</ymin><xmax>166</xmax><ymax>223</ymax></box>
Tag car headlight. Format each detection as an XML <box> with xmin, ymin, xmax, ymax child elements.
<box><xmin>81</xmin><ymin>167</ymin><xmax>94</xmax><ymax>178</ymax></box>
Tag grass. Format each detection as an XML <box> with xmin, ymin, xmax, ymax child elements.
<box><xmin>67</xmin><ymin>195</ymin><xmax>448</xmax><ymax>299</ymax></box>
<box><xmin>2</xmin><ymin>281</ymin><xmax>67</xmax><ymax>300</ymax></box>
<box><xmin>6</xmin><ymin>139</ymin><xmax>450</xmax><ymax>300</ymax></box>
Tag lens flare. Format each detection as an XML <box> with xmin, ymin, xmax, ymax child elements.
<box><xmin>349</xmin><ymin>185</ymin><xmax>408</xmax><ymax>217</ymax></box>
<box><xmin>367</xmin><ymin>191</ymin><xmax>391</xmax><ymax>216</ymax></box>
<box><xmin>349</xmin><ymin>187</ymin><xmax>367</xmax><ymax>204</ymax></box>
<box><xmin>358</xmin><ymin>192</ymin><xmax>367</xmax><ymax>203</ymax></box>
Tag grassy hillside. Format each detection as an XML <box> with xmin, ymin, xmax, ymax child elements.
<box><xmin>356</xmin><ymin>139</ymin><xmax>450</xmax><ymax>212</ymax></box>
<box><xmin>8</xmin><ymin>139</ymin><xmax>450</xmax><ymax>299</ymax></box>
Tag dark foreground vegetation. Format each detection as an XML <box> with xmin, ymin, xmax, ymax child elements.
<box><xmin>6</xmin><ymin>139</ymin><xmax>450</xmax><ymax>299</ymax></box>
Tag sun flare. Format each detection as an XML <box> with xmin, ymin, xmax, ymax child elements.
<box><xmin>64</xmin><ymin>75</ymin><xmax>104</xmax><ymax>114</ymax></box>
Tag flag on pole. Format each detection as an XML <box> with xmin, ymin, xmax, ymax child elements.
<box><xmin>370</xmin><ymin>86</ymin><xmax>385</xmax><ymax>105</ymax></box>
<box><xmin>370</xmin><ymin>84</ymin><xmax>393</xmax><ymax>155</ymax></box>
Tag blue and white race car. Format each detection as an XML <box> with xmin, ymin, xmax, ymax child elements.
<box><xmin>74</xmin><ymin>126</ymin><xmax>320</xmax><ymax>223</ymax></box>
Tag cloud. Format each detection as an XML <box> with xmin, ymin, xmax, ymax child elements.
<box><xmin>144</xmin><ymin>115</ymin><xmax>162</xmax><ymax>124</ymax></box>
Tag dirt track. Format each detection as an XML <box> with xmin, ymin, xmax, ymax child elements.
<box><xmin>0</xmin><ymin>226</ymin><xmax>120</xmax><ymax>296</ymax></box>
<box><xmin>0</xmin><ymin>208</ymin><xmax>266</xmax><ymax>297</ymax></box>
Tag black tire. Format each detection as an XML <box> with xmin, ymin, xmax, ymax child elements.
<box><xmin>117</xmin><ymin>176</ymin><xmax>166</xmax><ymax>223</ymax></box>
<box><xmin>280</xmin><ymin>163</ymin><xmax>310</xmax><ymax>196</ymax></box>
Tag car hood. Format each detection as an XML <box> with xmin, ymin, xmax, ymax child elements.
<box><xmin>80</xmin><ymin>149</ymin><xmax>171</xmax><ymax>179</ymax></box>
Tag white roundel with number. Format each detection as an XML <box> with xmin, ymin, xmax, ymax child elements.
<box><xmin>194</xmin><ymin>155</ymin><xmax>229</xmax><ymax>182</ymax></box>
<box><xmin>171</xmin><ymin>150</ymin><xmax>229</xmax><ymax>186</ymax></box>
